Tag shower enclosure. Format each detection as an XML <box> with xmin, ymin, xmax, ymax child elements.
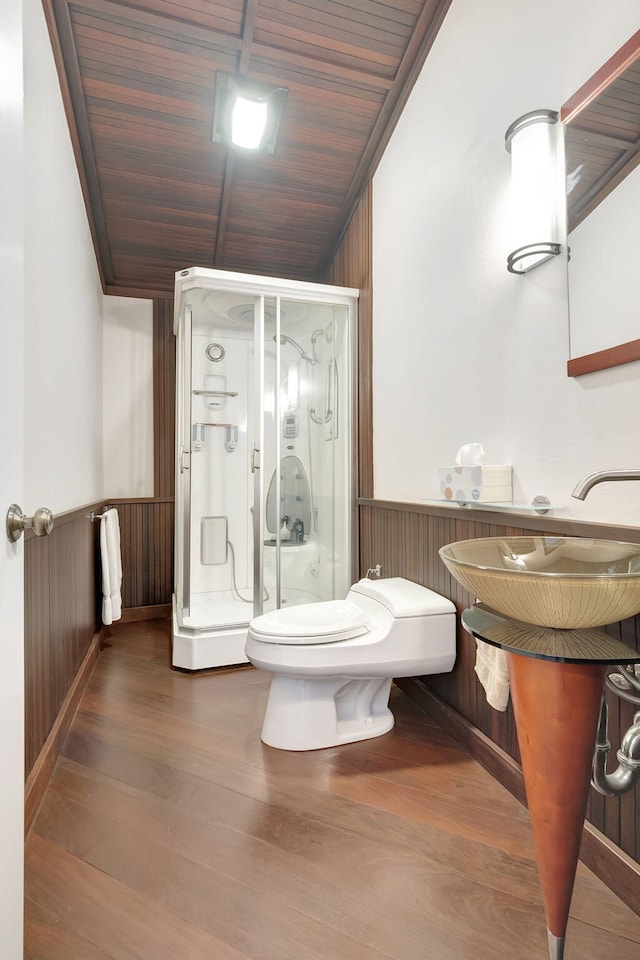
<box><xmin>172</xmin><ymin>267</ymin><xmax>358</xmax><ymax>669</ymax></box>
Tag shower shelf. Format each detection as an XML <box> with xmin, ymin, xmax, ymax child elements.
<box><xmin>263</xmin><ymin>539</ymin><xmax>307</xmax><ymax>547</ymax></box>
<box><xmin>192</xmin><ymin>421</ymin><xmax>237</xmax><ymax>430</ymax></box>
<box><xmin>193</xmin><ymin>389</ymin><xmax>238</xmax><ymax>397</ymax></box>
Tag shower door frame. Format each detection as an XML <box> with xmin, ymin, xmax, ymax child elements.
<box><xmin>252</xmin><ymin>294</ymin><xmax>266</xmax><ymax>620</ymax></box>
<box><xmin>174</xmin><ymin>301</ymin><xmax>192</xmax><ymax>620</ymax></box>
<box><xmin>173</xmin><ymin>267</ymin><xmax>359</xmax><ymax>663</ymax></box>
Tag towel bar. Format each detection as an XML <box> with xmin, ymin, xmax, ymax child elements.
<box><xmin>88</xmin><ymin>508</ymin><xmax>111</xmax><ymax>522</ymax></box>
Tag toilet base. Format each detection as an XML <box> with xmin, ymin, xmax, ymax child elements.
<box><xmin>261</xmin><ymin>675</ymin><xmax>394</xmax><ymax>751</ymax></box>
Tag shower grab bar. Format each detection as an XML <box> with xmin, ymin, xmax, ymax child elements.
<box><xmin>192</xmin><ymin>389</ymin><xmax>238</xmax><ymax>398</ymax></box>
<box><xmin>310</xmin><ymin>358</ymin><xmax>337</xmax><ymax>425</ymax></box>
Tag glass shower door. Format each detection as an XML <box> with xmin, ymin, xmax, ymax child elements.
<box><xmin>259</xmin><ymin>295</ymin><xmax>352</xmax><ymax>612</ymax></box>
<box><xmin>257</xmin><ymin>295</ymin><xmax>281</xmax><ymax>613</ymax></box>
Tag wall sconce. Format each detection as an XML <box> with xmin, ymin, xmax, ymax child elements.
<box><xmin>212</xmin><ymin>73</ymin><xmax>287</xmax><ymax>154</ymax></box>
<box><xmin>505</xmin><ymin>109</ymin><xmax>561</xmax><ymax>274</ymax></box>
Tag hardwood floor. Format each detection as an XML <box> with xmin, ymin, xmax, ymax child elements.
<box><xmin>25</xmin><ymin>618</ymin><xmax>640</xmax><ymax>960</ymax></box>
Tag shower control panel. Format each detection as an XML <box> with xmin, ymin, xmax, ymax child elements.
<box><xmin>282</xmin><ymin>415</ymin><xmax>298</xmax><ymax>439</ymax></box>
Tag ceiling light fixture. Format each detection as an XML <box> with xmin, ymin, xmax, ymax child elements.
<box><xmin>505</xmin><ymin>109</ymin><xmax>562</xmax><ymax>274</ymax></box>
<box><xmin>212</xmin><ymin>73</ymin><xmax>287</xmax><ymax>155</ymax></box>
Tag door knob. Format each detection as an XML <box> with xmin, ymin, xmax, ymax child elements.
<box><xmin>6</xmin><ymin>504</ymin><xmax>54</xmax><ymax>542</ymax></box>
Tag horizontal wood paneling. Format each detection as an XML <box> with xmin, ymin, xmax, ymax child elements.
<box><xmin>324</xmin><ymin>180</ymin><xmax>372</xmax><ymax>500</ymax></box>
<box><xmin>112</xmin><ymin>499</ymin><xmax>174</xmax><ymax>611</ymax></box>
<box><xmin>153</xmin><ymin>298</ymin><xmax>175</xmax><ymax>499</ymax></box>
<box><xmin>359</xmin><ymin>499</ymin><xmax>640</xmax><ymax>874</ymax></box>
<box><xmin>24</xmin><ymin>501</ymin><xmax>103</xmax><ymax>778</ymax></box>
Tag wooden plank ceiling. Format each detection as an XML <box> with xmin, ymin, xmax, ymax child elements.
<box><xmin>43</xmin><ymin>0</ymin><xmax>451</xmax><ymax>295</ymax></box>
<box><xmin>565</xmin><ymin>57</ymin><xmax>640</xmax><ymax>233</ymax></box>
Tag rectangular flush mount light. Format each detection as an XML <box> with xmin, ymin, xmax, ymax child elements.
<box><xmin>212</xmin><ymin>73</ymin><xmax>287</xmax><ymax>154</ymax></box>
<box><xmin>505</xmin><ymin>109</ymin><xmax>561</xmax><ymax>274</ymax></box>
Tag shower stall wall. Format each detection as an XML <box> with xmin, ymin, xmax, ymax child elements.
<box><xmin>172</xmin><ymin>267</ymin><xmax>358</xmax><ymax>669</ymax></box>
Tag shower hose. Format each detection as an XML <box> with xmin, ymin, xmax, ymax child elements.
<box><xmin>227</xmin><ymin>540</ymin><xmax>269</xmax><ymax>603</ymax></box>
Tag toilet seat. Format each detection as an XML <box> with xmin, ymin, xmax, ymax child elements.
<box><xmin>248</xmin><ymin>599</ymin><xmax>370</xmax><ymax>645</ymax></box>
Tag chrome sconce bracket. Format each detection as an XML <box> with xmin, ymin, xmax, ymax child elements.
<box><xmin>507</xmin><ymin>242</ymin><xmax>562</xmax><ymax>275</ymax></box>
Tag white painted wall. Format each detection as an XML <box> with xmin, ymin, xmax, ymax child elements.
<box><xmin>373</xmin><ymin>0</ymin><xmax>640</xmax><ymax>528</ymax></box>
<box><xmin>103</xmin><ymin>296</ymin><xmax>154</xmax><ymax>497</ymax></box>
<box><xmin>24</xmin><ymin>1</ymin><xmax>104</xmax><ymax>514</ymax></box>
<box><xmin>0</xmin><ymin>2</ymin><xmax>25</xmax><ymax>953</ymax></box>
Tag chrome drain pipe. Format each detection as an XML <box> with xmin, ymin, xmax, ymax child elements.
<box><xmin>592</xmin><ymin>697</ymin><xmax>640</xmax><ymax>797</ymax></box>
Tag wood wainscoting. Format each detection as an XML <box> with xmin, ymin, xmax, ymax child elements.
<box><xmin>110</xmin><ymin>498</ymin><xmax>174</xmax><ymax>621</ymax></box>
<box><xmin>25</xmin><ymin>495</ymin><xmax>174</xmax><ymax>828</ymax></box>
<box><xmin>359</xmin><ymin>498</ymin><xmax>640</xmax><ymax>915</ymax></box>
<box><xmin>24</xmin><ymin>500</ymin><xmax>105</xmax><ymax>831</ymax></box>
<box><xmin>153</xmin><ymin>298</ymin><xmax>175</xmax><ymax>500</ymax></box>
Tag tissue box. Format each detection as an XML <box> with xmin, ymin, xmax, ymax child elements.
<box><xmin>439</xmin><ymin>465</ymin><xmax>512</xmax><ymax>504</ymax></box>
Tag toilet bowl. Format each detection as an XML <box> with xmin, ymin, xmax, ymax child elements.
<box><xmin>245</xmin><ymin>577</ymin><xmax>456</xmax><ymax>751</ymax></box>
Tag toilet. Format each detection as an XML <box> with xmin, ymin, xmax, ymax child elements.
<box><xmin>245</xmin><ymin>577</ymin><xmax>456</xmax><ymax>751</ymax></box>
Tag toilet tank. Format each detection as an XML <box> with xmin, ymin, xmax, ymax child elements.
<box><xmin>349</xmin><ymin>577</ymin><xmax>455</xmax><ymax>618</ymax></box>
<box><xmin>349</xmin><ymin>577</ymin><xmax>456</xmax><ymax>675</ymax></box>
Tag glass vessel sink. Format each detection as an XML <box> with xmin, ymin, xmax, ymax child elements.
<box><xmin>439</xmin><ymin>536</ymin><xmax>640</xmax><ymax>629</ymax></box>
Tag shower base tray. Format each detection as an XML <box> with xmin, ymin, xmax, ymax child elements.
<box><xmin>172</xmin><ymin>595</ymin><xmax>250</xmax><ymax>670</ymax></box>
<box><xmin>172</xmin><ymin>588</ymin><xmax>322</xmax><ymax>670</ymax></box>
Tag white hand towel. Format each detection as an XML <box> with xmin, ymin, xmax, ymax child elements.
<box><xmin>100</xmin><ymin>508</ymin><xmax>122</xmax><ymax>625</ymax></box>
<box><xmin>474</xmin><ymin>639</ymin><xmax>510</xmax><ymax>711</ymax></box>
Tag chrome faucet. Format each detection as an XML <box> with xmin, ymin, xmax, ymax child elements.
<box><xmin>571</xmin><ymin>469</ymin><xmax>640</xmax><ymax>500</ymax></box>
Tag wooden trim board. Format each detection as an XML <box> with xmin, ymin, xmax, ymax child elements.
<box><xmin>119</xmin><ymin>604</ymin><xmax>172</xmax><ymax>624</ymax></box>
<box><xmin>24</xmin><ymin>629</ymin><xmax>103</xmax><ymax>835</ymax></box>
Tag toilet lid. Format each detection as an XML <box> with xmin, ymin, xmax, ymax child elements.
<box><xmin>248</xmin><ymin>600</ymin><xmax>370</xmax><ymax>645</ymax></box>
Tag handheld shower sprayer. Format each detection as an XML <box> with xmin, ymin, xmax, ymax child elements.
<box><xmin>273</xmin><ymin>334</ymin><xmax>318</xmax><ymax>364</ymax></box>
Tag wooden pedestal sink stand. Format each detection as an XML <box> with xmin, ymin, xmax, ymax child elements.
<box><xmin>462</xmin><ymin>606</ymin><xmax>640</xmax><ymax>960</ymax></box>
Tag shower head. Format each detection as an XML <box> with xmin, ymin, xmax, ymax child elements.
<box><xmin>273</xmin><ymin>334</ymin><xmax>318</xmax><ymax>364</ymax></box>
<box><xmin>227</xmin><ymin>303</ymin><xmax>285</xmax><ymax>325</ymax></box>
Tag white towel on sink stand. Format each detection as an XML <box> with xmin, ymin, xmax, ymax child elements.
<box><xmin>474</xmin><ymin>639</ymin><xmax>510</xmax><ymax>711</ymax></box>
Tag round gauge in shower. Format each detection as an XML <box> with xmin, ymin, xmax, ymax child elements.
<box><xmin>205</xmin><ymin>342</ymin><xmax>225</xmax><ymax>362</ymax></box>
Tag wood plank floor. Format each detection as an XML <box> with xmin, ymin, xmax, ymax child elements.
<box><xmin>25</xmin><ymin>618</ymin><xmax>640</xmax><ymax>960</ymax></box>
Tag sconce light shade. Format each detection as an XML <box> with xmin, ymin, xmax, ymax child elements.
<box><xmin>212</xmin><ymin>73</ymin><xmax>287</xmax><ymax>155</ymax></box>
<box><xmin>505</xmin><ymin>109</ymin><xmax>561</xmax><ymax>274</ymax></box>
